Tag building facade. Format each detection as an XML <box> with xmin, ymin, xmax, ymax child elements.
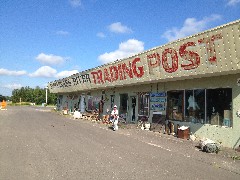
<box><xmin>49</xmin><ymin>20</ymin><xmax>240</xmax><ymax>148</ymax></box>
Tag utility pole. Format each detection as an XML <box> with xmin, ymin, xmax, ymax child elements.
<box><xmin>45</xmin><ymin>86</ymin><xmax>48</xmax><ymax>105</ymax></box>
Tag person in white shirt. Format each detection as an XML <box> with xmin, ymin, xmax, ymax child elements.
<box><xmin>111</xmin><ymin>105</ymin><xmax>119</xmax><ymax>131</ymax></box>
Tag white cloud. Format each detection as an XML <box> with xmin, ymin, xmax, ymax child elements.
<box><xmin>29</xmin><ymin>66</ymin><xmax>78</xmax><ymax>78</ymax></box>
<box><xmin>2</xmin><ymin>83</ymin><xmax>22</xmax><ymax>90</ymax></box>
<box><xmin>55</xmin><ymin>70</ymin><xmax>79</xmax><ymax>78</ymax></box>
<box><xmin>98</xmin><ymin>39</ymin><xmax>144</xmax><ymax>64</ymax></box>
<box><xmin>97</xmin><ymin>32</ymin><xmax>106</xmax><ymax>38</ymax></box>
<box><xmin>56</xmin><ymin>30</ymin><xmax>69</xmax><ymax>35</ymax></box>
<box><xmin>29</xmin><ymin>66</ymin><xmax>57</xmax><ymax>78</ymax></box>
<box><xmin>108</xmin><ymin>22</ymin><xmax>133</xmax><ymax>34</ymax></box>
<box><xmin>0</xmin><ymin>68</ymin><xmax>27</xmax><ymax>76</ymax></box>
<box><xmin>162</xmin><ymin>14</ymin><xmax>222</xmax><ymax>42</ymax></box>
<box><xmin>227</xmin><ymin>0</ymin><xmax>240</xmax><ymax>6</ymax></box>
<box><xmin>36</xmin><ymin>53</ymin><xmax>69</xmax><ymax>65</ymax></box>
<box><xmin>69</xmin><ymin>0</ymin><xmax>81</xmax><ymax>7</ymax></box>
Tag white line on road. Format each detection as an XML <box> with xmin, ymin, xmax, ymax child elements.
<box><xmin>146</xmin><ymin>142</ymin><xmax>172</xmax><ymax>152</ymax></box>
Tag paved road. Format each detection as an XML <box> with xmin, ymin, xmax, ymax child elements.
<box><xmin>0</xmin><ymin>106</ymin><xmax>240</xmax><ymax>180</ymax></box>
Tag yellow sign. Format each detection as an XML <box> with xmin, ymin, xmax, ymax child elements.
<box><xmin>1</xmin><ymin>100</ymin><xmax>7</xmax><ymax>109</ymax></box>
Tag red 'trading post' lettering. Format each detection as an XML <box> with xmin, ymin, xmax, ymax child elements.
<box><xmin>109</xmin><ymin>66</ymin><xmax>118</xmax><ymax>81</ymax></box>
<box><xmin>132</xmin><ymin>58</ymin><xmax>144</xmax><ymax>78</ymax></box>
<box><xmin>198</xmin><ymin>33</ymin><xmax>223</xmax><ymax>63</ymax></box>
<box><xmin>97</xmin><ymin>70</ymin><xmax>104</xmax><ymax>84</ymax></box>
<box><xmin>91</xmin><ymin>72</ymin><xmax>98</xmax><ymax>84</ymax></box>
<box><xmin>162</xmin><ymin>48</ymin><xmax>178</xmax><ymax>73</ymax></box>
<box><xmin>147</xmin><ymin>53</ymin><xmax>160</xmax><ymax>74</ymax></box>
<box><xmin>104</xmin><ymin>68</ymin><xmax>111</xmax><ymax>82</ymax></box>
<box><xmin>118</xmin><ymin>64</ymin><xmax>124</xmax><ymax>80</ymax></box>
<box><xmin>122</xmin><ymin>62</ymin><xmax>133</xmax><ymax>79</ymax></box>
<box><xmin>91</xmin><ymin>70</ymin><xmax>104</xmax><ymax>84</ymax></box>
<box><xmin>179</xmin><ymin>42</ymin><xmax>200</xmax><ymax>70</ymax></box>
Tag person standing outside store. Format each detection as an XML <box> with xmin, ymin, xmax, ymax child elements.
<box><xmin>111</xmin><ymin>105</ymin><xmax>119</xmax><ymax>131</ymax></box>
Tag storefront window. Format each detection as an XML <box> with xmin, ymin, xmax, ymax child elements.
<box><xmin>167</xmin><ymin>91</ymin><xmax>184</xmax><ymax>121</ymax></box>
<box><xmin>167</xmin><ymin>88</ymin><xmax>232</xmax><ymax>127</ymax></box>
<box><xmin>138</xmin><ymin>93</ymin><xmax>149</xmax><ymax>116</ymax></box>
<box><xmin>206</xmin><ymin>88</ymin><xmax>232</xmax><ymax>126</ymax></box>
<box><xmin>87</xmin><ymin>96</ymin><xmax>100</xmax><ymax>111</ymax></box>
<box><xmin>185</xmin><ymin>89</ymin><xmax>205</xmax><ymax>123</ymax></box>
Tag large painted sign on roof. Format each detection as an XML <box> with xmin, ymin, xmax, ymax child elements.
<box><xmin>49</xmin><ymin>20</ymin><xmax>240</xmax><ymax>93</ymax></box>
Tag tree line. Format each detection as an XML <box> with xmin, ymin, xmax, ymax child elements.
<box><xmin>0</xmin><ymin>94</ymin><xmax>10</xmax><ymax>102</ymax></box>
<box><xmin>11</xmin><ymin>86</ymin><xmax>57</xmax><ymax>105</ymax></box>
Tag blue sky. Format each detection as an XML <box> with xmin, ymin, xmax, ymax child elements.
<box><xmin>0</xmin><ymin>0</ymin><xmax>240</xmax><ymax>96</ymax></box>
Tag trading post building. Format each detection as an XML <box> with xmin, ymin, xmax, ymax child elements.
<box><xmin>49</xmin><ymin>20</ymin><xmax>240</xmax><ymax>148</ymax></box>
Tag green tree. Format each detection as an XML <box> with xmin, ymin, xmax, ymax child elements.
<box><xmin>0</xmin><ymin>94</ymin><xmax>6</xmax><ymax>102</ymax></box>
<box><xmin>5</xmin><ymin>96</ymin><xmax>11</xmax><ymax>101</ymax></box>
<box><xmin>47</xmin><ymin>89</ymin><xmax>57</xmax><ymax>105</ymax></box>
<box><xmin>12</xmin><ymin>89</ymin><xmax>20</xmax><ymax>103</ymax></box>
<box><xmin>33</xmin><ymin>86</ymin><xmax>44</xmax><ymax>104</ymax></box>
<box><xmin>11</xmin><ymin>86</ymin><xmax>57</xmax><ymax>105</ymax></box>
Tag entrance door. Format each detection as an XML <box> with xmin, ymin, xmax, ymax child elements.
<box><xmin>57</xmin><ymin>95</ymin><xmax>63</xmax><ymax>110</ymax></box>
<box><xmin>129</xmin><ymin>96</ymin><xmax>137</xmax><ymax>122</ymax></box>
<box><xmin>119</xmin><ymin>94</ymin><xmax>128</xmax><ymax>120</ymax></box>
<box><xmin>80</xmin><ymin>95</ymin><xmax>85</xmax><ymax>113</ymax></box>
